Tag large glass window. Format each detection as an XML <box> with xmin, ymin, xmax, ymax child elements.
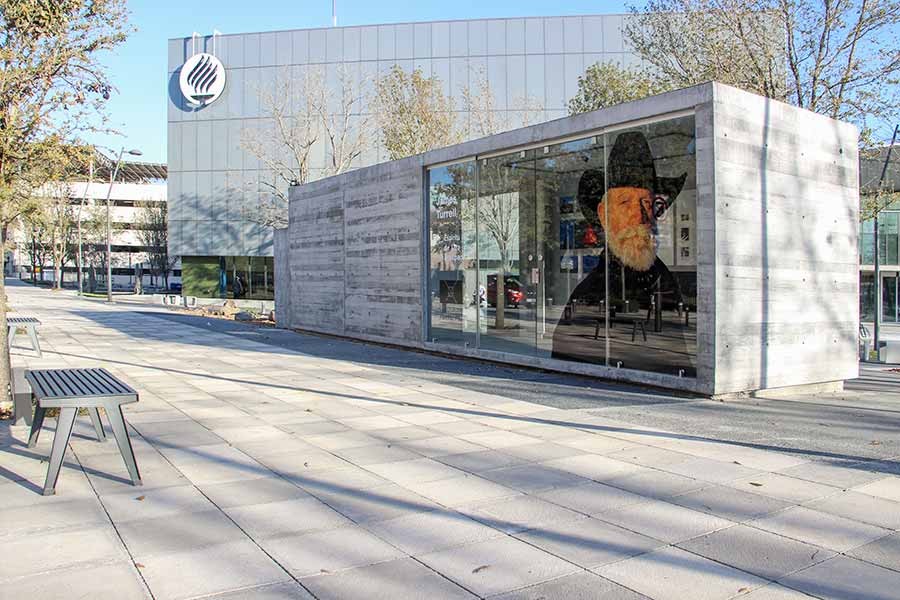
<box><xmin>603</xmin><ymin>117</ymin><xmax>698</xmax><ymax>376</ymax></box>
<box><xmin>860</xmin><ymin>212</ymin><xmax>900</xmax><ymax>265</ymax></box>
<box><xmin>478</xmin><ymin>150</ymin><xmax>538</xmax><ymax>356</ymax></box>
<box><xmin>537</xmin><ymin>136</ymin><xmax>608</xmax><ymax>365</ymax></box>
<box><xmin>427</xmin><ymin>162</ymin><xmax>477</xmax><ymax>346</ymax></box>
<box><xmin>426</xmin><ymin>114</ymin><xmax>698</xmax><ymax>377</ymax></box>
<box><xmin>224</xmin><ymin>256</ymin><xmax>275</xmax><ymax>300</ymax></box>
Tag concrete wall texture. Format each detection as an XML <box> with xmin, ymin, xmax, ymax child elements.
<box><xmin>277</xmin><ymin>82</ymin><xmax>860</xmax><ymax>395</ymax></box>
<box><xmin>167</xmin><ymin>14</ymin><xmax>638</xmax><ymax>259</ymax></box>
<box><xmin>710</xmin><ymin>85</ymin><xmax>860</xmax><ymax>395</ymax></box>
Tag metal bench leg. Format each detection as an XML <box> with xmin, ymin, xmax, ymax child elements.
<box><xmin>105</xmin><ymin>402</ymin><xmax>141</xmax><ymax>486</ymax></box>
<box><xmin>631</xmin><ymin>322</ymin><xmax>637</xmax><ymax>342</ymax></box>
<box><xmin>88</xmin><ymin>408</ymin><xmax>107</xmax><ymax>442</ymax></box>
<box><xmin>640</xmin><ymin>323</ymin><xmax>647</xmax><ymax>342</ymax></box>
<box><xmin>7</xmin><ymin>325</ymin><xmax>15</xmax><ymax>349</ymax></box>
<box><xmin>27</xmin><ymin>326</ymin><xmax>41</xmax><ymax>358</ymax></box>
<box><xmin>28</xmin><ymin>406</ymin><xmax>47</xmax><ymax>448</ymax></box>
<box><xmin>43</xmin><ymin>407</ymin><xmax>77</xmax><ymax>496</ymax></box>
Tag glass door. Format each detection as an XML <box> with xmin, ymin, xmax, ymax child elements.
<box><xmin>885</xmin><ymin>274</ymin><xmax>898</xmax><ymax>323</ymax></box>
<box><xmin>476</xmin><ymin>151</ymin><xmax>539</xmax><ymax>356</ymax></box>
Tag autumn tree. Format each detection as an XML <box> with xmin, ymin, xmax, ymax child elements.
<box><xmin>568</xmin><ymin>61</ymin><xmax>672</xmax><ymax>114</ymax></box>
<box><xmin>23</xmin><ymin>142</ymin><xmax>91</xmax><ymax>289</ymax></box>
<box><xmin>458</xmin><ymin>69</ymin><xmax>542</xmax><ymax>328</ymax></box>
<box><xmin>373</xmin><ymin>65</ymin><xmax>460</xmax><ymax>160</ymax></box>
<box><xmin>241</xmin><ymin>66</ymin><xmax>371</xmax><ymax>229</ymax></box>
<box><xmin>0</xmin><ymin>0</ymin><xmax>130</xmax><ymax>397</ymax></box>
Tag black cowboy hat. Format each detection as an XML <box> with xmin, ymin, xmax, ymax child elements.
<box><xmin>577</xmin><ymin>130</ymin><xmax>688</xmax><ymax>225</ymax></box>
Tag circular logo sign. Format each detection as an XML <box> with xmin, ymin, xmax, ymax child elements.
<box><xmin>179</xmin><ymin>53</ymin><xmax>226</xmax><ymax>106</ymax></box>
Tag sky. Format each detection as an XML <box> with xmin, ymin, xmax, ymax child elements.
<box><xmin>90</xmin><ymin>0</ymin><xmax>637</xmax><ymax>165</ymax></box>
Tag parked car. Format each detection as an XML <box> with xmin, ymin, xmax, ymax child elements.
<box><xmin>486</xmin><ymin>275</ymin><xmax>525</xmax><ymax>308</ymax></box>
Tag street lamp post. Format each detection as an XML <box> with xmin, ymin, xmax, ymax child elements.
<box><xmin>105</xmin><ymin>147</ymin><xmax>142</xmax><ymax>302</ymax></box>
<box><xmin>77</xmin><ymin>149</ymin><xmax>95</xmax><ymax>296</ymax></box>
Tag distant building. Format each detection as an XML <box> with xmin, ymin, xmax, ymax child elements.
<box><xmin>7</xmin><ymin>157</ymin><xmax>180</xmax><ymax>292</ymax></box>
<box><xmin>860</xmin><ymin>145</ymin><xmax>900</xmax><ymax>323</ymax></box>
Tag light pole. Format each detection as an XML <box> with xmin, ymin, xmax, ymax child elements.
<box><xmin>105</xmin><ymin>147</ymin><xmax>142</xmax><ymax>302</ymax></box>
<box><xmin>77</xmin><ymin>148</ymin><xmax>95</xmax><ymax>296</ymax></box>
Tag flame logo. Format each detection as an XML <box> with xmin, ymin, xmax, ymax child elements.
<box><xmin>186</xmin><ymin>55</ymin><xmax>218</xmax><ymax>101</ymax></box>
<box><xmin>179</xmin><ymin>53</ymin><xmax>226</xmax><ymax>107</ymax></box>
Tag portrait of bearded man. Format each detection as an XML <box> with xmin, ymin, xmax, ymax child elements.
<box><xmin>550</xmin><ymin>130</ymin><xmax>694</xmax><ymax>375</ymax></box>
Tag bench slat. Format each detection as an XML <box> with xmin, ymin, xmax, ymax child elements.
<box><xmin>69</xmin><ymin>369</ymin><xmax>101</xmax><ymax>396</ymax></box>
<box><xmin>7</xmin><ymin>317</ymin><xmax>40</xmax><ymax>325</ymax></box>
<box><xmin>25</xmin><ymin>368</ymin><xmax>136</xmax><ymax>401</ymax></box>
<box><xmin>94</xmin><ymin>368</ymin><xmax>134</xmax><ymax>394</ymax></box>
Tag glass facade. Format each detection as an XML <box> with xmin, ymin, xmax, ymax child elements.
<box><xmin>860</xmin><ymin>212</ymin><xmax>899</xmax><ymax>266</ymax></box>
<box><xmin>859</xmin><ymin>211</ymin><xmax>899</xmax><ymax>323</ymax></box>
<box><xmin>860</xmin><ymin>272</ymin><xmax>899</xmax><ymax>323</ymax></box>
<box><xmin>224</xmin><ymin>256</ymin><xmax>275</xmax><ymax>300</ymax></box>
<box><xmin>427</xmin><ymin>114</ymin><xmax>698</xmax><ymax>377</ymax></box>
<box><xmin>181</xmin><ymin>255</ymin><xmax>275</xmax><ymax>300</ymax></box>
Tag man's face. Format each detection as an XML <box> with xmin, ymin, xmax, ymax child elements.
<box><xmin>597</xmin><ymin>186</ymin><xmax>669</xmax><ymax>272</ymax></box>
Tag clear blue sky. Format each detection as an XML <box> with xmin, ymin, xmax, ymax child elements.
<box><xmin>91</xmin><ymin>0</ymin><xmax>637</xmax><ymax>164</ymax></box>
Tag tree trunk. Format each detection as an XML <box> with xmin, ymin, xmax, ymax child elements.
<box><xmin>0</xmin><ymin>228</ymin><xmax>12</xmax><ymax>404</ymax></box>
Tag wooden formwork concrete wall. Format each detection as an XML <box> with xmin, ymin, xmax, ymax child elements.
<box><xmin>710</xmin><ymin>85</ymin><xmax>860</xmax><ymax>395</ymax></box>
<box><xmin>276</xmin><ymin>82</ymin><xmax>860</xmax><ymax>396</ymax></box>
<box><xmin>281</xmin><ymin>161</ymin><xmax>425</xmax><ymax>344</ymax></box>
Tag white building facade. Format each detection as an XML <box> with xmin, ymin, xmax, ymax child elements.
<box><xmin>8</xmin><ymin>170</ymin><xmax>180</xmax><ymax>292</ymax></box>
<box><xmin>168</xmin><ymin>14</ymin><xmax>639</xmax><ymax>300</ymax></box>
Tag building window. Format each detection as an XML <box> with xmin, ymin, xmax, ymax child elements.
<box><xmin>426</xmin><ymin>114</ymin><xmax>698</xmax><ymax>377</ymax></box>
<box><xmin>426</xmin><ymin>161</ymin><xmax>477</xmax><ymax>346</ymax></box>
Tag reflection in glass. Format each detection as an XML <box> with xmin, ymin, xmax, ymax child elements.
<box><xmin>538</xmin><ymin>137</ymin><xmax>608</xmax><ymax>364</ymax></box>
<box><xmin>477</xmin><ymin>151</ymin><xmax>538</xmax><ymax>355</ymax></box>
<box><xmin>425</xmin><ymin>114</ymin><xmax>699</xmax><ymax>377</ymax></box>
<box><xmin>427</xmin><ymin>162</ymin><xmax>477</xmax><ymax>346</ymax></box>
<box><xmin>601</xmin><ymin>117</ymin><xmax>697</xmax><ymax>376</ymax></box>
<box><xmin>224</xmin><ymin>255</ymin><xmax>275</xmax><ymax>300</ymax></box>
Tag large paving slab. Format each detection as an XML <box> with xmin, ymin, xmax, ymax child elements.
<box><xmin>2</xmin><ymin>281</ymin><xmax>898</xmax><ymax>600</ymax></box>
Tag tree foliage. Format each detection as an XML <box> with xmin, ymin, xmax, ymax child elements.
<box><xmin>625</xmin><ymin>0</ymin><xmax>900</xmax><ymax>143</ymax></box>
<box><xmin>568</xmin><ymin>61</ymin><xmax>673</xmax><ymax>115</ymax></box>
<box><xmin>373</xmin><ymin>65</ymin><xmax>460</xmax><ymax>160</ymax></box>
<box><xmin>0</xmin><ymin>0</ymin><xmax>130</xmax><ymax>230</ymax></box>
<box><xmin>0</xmin><ymin>0</ymin><xmax>129</xmax><ymax>399</ymax></box>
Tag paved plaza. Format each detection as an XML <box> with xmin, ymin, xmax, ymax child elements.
<box><xmin>2</xmin><ymin>281</ymin><xmax>900</xmax><ymax>600</ymax></box>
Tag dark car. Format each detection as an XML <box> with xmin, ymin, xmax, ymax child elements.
<box><xmin>486</xmin><ymin>275</ymin><xmax>525</xmax><ymax>308</ymax></box>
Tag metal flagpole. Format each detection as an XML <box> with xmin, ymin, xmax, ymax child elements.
<box><xmin>332</xmin><ymin>0</ymin><xmax>337</xmax><ymax>26</ymax></box>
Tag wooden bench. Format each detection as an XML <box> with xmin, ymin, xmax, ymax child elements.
<box><xmin>8</xmin><ymin>316</ymin><xmax>41</xmax><ymax>357</ymax></box>
<box><xmin>26</xmin><ymin>368</ymin><xmax>141</xmax><ymax>496</ymax></box>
